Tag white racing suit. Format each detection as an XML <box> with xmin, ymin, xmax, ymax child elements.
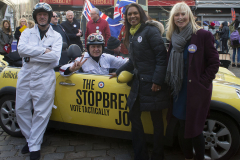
<box><xmin>59</xmin><ymin>52</ymin><xmax>128</xmax><ymax>76</ymax></box>
<box><xmin>16</xmin><ymin>25</ymin><xmax>62</xmax><ymax>152</ymax></box>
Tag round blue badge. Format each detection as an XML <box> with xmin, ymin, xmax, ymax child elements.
<box><xmin>188</xmin><ymin>44</ymin><xmax>197</xmax><ymax>53</ymax></box>
<box><xmin>98</xmin><ymin>81</ymin><xmax>104</xmax><ymax>88</ymax></box>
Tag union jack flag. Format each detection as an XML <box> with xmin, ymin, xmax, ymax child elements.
<box><xmin>83</xmin><ymin>0</ymin><xmax>122</xmax><ymax>38</ymax></box>
<box><xmin>114</xmin><ymin>0</ymin><xmax>123</xmax><ymax>20</ymax></box>
<box><xmin>119</xmin><ymin>0</ymin><xmax>136</xmax><ymax>8</ymax></box>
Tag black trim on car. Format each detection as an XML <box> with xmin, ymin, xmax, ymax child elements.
<box><xmin>210</xmin><ymin>100</ymin><xmax>240</xmax><ymax>126</ymax></box>
<box><xmin>48</xmin><ymin>120</ymin><xmax>175</xmax><ymax>146</ymax></box>
<box><xmin>0</xmin><ymin>86</ymin><xmax>16</xmax><ymax>97</ymax></box>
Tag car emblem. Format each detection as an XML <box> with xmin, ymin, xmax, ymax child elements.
<box><xmin>98</xmin><ymin>81</ymin><xmax>104</xmax><ymax>88</ymax></box>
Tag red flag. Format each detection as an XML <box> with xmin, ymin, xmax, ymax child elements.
<box><xmin>3</xmin><ymin>44</ymin><xmax>11</xmax><ymax>54</ymax></box>
<box><xmin>231</xmin><ymin>8</ymin><xmax>236</xmax><ymax>21</ymax></box>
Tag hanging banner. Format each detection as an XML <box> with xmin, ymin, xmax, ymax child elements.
<box><xmin>231</xmin><ymin>8</ymin><xmax>236</xmax><ymax>21</ymax></box>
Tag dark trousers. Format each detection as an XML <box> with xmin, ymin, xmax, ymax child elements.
<box><xmin>129</xmin><ymin>100</ymin><xmax>164</xmax><ymax>160</ymax></box>
<box><xmin>222</xmin><ymin>38</ymin><xmax>228</xmax><ymax>53</ymax></box>
<box><xmin>177</xmin><ymin>118</ymin><xmax>205</xmax><ymax>160</ymax></box>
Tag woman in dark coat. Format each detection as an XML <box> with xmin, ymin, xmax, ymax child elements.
<box><xmin>14</xmin><ymin>18</ymin><xmax>27</xmax><ymax>44</ymax></box>
<box><xmin>110</xmin><ymin>3</ymin><xmax>169</xmax><ymax>160</ymax></box>
<box><xmin>0</xmin><ymin>20</ymin><xmax>13</xmax><ymax>56</ymax></box>
<box><xmin>165</xmin><ymin>2</ymin><xmax>220</xmax><ymax>160</ymax></box>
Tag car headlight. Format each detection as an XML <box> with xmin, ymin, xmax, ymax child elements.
<box><xmin>0</xmin><ymin>61</ymin><xmax>6</xmax><ymax>73</ymax></box>
<box><xmin>237</xmin><ymin>89</ymin><xmax>240</xmax><ymax>99</ymax></box>
<box><xmin>0</xmin><ymin>67</ymin><xmax>4</xmax><ymax>73</ymax></box>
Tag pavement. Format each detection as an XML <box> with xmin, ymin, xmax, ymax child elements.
<box><xmin>227</xmin><ymin>49</ymin><xmax>240</xmax><ymax>77</ymax></box>
<box><xmin>0</xmin><ymin>49</ymin><xmax>240</xmax><ymax>160</ymax></box>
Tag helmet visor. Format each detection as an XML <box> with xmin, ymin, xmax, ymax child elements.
<box><xmin>34</xmin><ymin>3</ymin><xmax>52</xmax><ymax>11</ymax></box>
<box><xmin>88</xmin><ymin>34</ymin><xmax>104</xmax><ymax>42</ymax></box>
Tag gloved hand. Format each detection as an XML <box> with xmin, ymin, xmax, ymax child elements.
<box><xmin>24</xmin><ymin>57</ymin><xmax>30</xmax><ymax>62</ymax></box>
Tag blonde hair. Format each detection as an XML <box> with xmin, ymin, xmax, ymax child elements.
<box><xmin>166</xmin><ymin>2</ymin><xmax>200</xmax><ymax>41</ymax></box>
<box><xmin>27</xmin><ymin>20</ymin><xmax>35</xmax><ymax>29</ymax></box>
<box><xmin>18</xmin><ymin>18</ymin><xmax>27</xmax><ymax>26</ymax></box>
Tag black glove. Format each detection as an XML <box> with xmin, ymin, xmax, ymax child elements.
<box><xmin>24</xmin><ymin>57</ymin><xmax>30</xmax><ymax>62</ymax></box>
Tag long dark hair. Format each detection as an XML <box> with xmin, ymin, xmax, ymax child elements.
<box><xmin>2</xmin><ymin>20</ymin><xmax>11</xmax><ymax>35</ymax></box>
<box><xmin>123</xmin><ymin>3</ymin><xmax>148</xmax><ymax>47</ymax></box>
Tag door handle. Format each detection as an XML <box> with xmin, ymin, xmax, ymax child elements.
<box><xmin>59</xmin><ymin>82</ymin><xmax>75</xmax><ymax>86</ymax></box>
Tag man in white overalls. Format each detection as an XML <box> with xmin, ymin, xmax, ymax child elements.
<box><xmin>16</xmin><ymin>3</ymin><xmax>62</xmax><ymax>160</ymax></box>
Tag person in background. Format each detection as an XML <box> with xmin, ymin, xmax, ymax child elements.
<box><xmin>229</xmin><ymin>19</ymin><xmax>240</xmax><ymax>67</ymax></box>
<box><xmin>104</xmin><ymin>36</ymin><xmax>124</xmax><ymax>57</ymax></box>
<box><xmin>14</xmin><ymin>18</ymin><xmax>28</xmax><ymax>44</ymax></box>
<box><xmin>61</xmin><ymin>10</ymin><xmax>83</xmax><ymax>51</ymax></box>
<box><xmin>217</xmin><ymin>21</ymin><xmax>229</xmax><ymax>53</ymax></box>
<box><xmin>28</xmin><ymin>20</ymin><xmax>35</xmax><ymax>29</ymax></box>
<box><xmin>118</xmin><ymin>13</ymin><xmax>128</xmax><ymax>55</ymax></box>
<box><xmin>85</xmin><ymin>8</ymin><xmax>111</xmax><ymax>48</ymax></box>
<box><xmin>209</xmin><ymin>22</ymin><xmax>219</xmax><ymax>49</ymax></box>
<box><xmin>50</xmin><ymin>12</ymin><xmax>70</xmax><ymax>46</ymax></box>
<box><xmin>0</xmin><ymin>20</ymin><xmax>13</xmax><ymax>56</ymax></box>
<box><xmin>165</xmin><ymin>2</ymin><xmax>219</xmax><ymax>160</ymax></box>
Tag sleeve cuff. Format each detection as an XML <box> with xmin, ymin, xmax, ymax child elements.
<box><xmin>64</xmin><ymin>67</ymin><xmax>72</xmax><ymax>75</ymax></box>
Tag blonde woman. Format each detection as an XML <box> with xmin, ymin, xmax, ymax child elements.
<box><xmin>0</xmin><ymin>20</ymin><xmax>13</xmax><ymax>55</ymax></box>
<box><xmin>14</xmin><ymin>18</ymin><xmax>27</xmax><ymax>44</ymax></box>
<box><xmin>165</xmin><ymin>2</ymin><xmax>219</xmax><ymax>160</ymax></box>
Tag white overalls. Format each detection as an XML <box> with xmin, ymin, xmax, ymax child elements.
<box><xmin>59</xmin><ymin>52</ymin><xmax>128</xmax><ymax>76</ymax></box>
<box><xmin>16</xmin><ymin>25</ymin><xmax>62</xmax><ymax>152</ymax></box>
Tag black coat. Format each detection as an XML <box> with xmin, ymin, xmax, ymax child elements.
<box><xmin>14</xmin><ymin>26</ymin><xmax>21</xmax><ymax>44</ymax></box>
<box><xmin>61</xmin><ymin>18</ymin><xmax>83</xmax><ymax>51</ymax></box>
<box><xmin>116</xmin><ymin>21</ymin><xmax>170</xmax><ymax>111</ymax></box>
<box><xmin>218</xmin><ymin>21</ymin><xmax>229</xmax><ymax>39</ymax></box>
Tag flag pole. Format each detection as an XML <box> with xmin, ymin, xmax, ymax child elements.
<box><xmin>80</xmin><ymin>0</ymin><xmax>86</xmax><ymax>30</ymax></box>
<box><xmin>80</xmin><ymin>0</ymin><xmax>88</xmax><ymax>30</ymax></box>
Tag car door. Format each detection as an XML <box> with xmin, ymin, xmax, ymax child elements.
<box><xmin>55</xmin><ymin>72</ymin><xmax>134</xmax><ymax>132</ymax></box>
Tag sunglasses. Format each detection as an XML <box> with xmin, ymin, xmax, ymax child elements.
<box><xmin>52</xmin><ymin>16</ymin><xmax>58</xmax><ymax>18</ymax></box>
<box><xmin>88</xmin><ymin>34</ymin><xmax>104</xmax><ymax>42</ymax></box>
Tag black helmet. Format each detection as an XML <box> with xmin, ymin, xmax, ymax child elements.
<box><xmin>86</xmin><ymin>33</ymin><xmax>105</xmax><ymax>53</ymax></box>
<box><xmin>32</xmin><ymin>3</ymin><xmax>53</xmax><ymax>25</ymax></box>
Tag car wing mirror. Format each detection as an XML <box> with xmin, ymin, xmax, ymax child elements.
<box><xmin>117</xmin><ymin>71</ymin><xmax>133</xmax><ymax>83</ymax></box>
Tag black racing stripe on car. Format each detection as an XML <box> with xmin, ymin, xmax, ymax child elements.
<box><xmin>210</xmin><ymin>100</ymin><xmax>240</xmax><ymax>126</ymax></box>
<box><xmin>0</xmin><ymin>86</ymin><xmax>16</xmax><ymax>97</ymax></box>
<box><xmin>48</xmin><ymin>120</ymin><xmax>174</xmax><ymax>146</ymax></box>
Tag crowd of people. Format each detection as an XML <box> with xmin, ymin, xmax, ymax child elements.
<box><xmin>207</xmin><ymin>19</ymin><xmax>240</xmax><ymax>67</ymax></box>
<box><xmin>1</xmin><ymin>1</ymin><xmax>240</xmax><ymax>160</ymax></box>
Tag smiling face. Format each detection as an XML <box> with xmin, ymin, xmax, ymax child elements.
<box><xmin>66</xmin><ymin>11</ymin><xmax>74</xmax><ymax>23</ymax></box>
<box><xmin>36</xmin><ymin>12</ymin><xmax>49</xmax><ymax>26</ymax></box>
<box><xmin>127</xmin><ymin>6</ymin><xmax>140</xmax><ymax>27</ymax></box>
<box><xmin>20</xmin><ymin>19</ymin><xmax>26</xmax><ymax>26</ymax></box>
<box><xmin>51</xmin><ymin>12</ymin><xmax>58</xmax><ymax>25</ymax></box>
<box><xmin>89</xmin><ymin>45</ymin><xmax>102</xmax><ymax>57</ymax></box>
<box><xmin>174</xmin><ymin>10</ymin><xmax>189</xmax><ymax>32</ymax></box>
<box><xmin>3</xmin><ymin>22</ymin><xmax>9</xmax><ymax>29</ymax></box>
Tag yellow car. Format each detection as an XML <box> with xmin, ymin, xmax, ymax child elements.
<box><xmin>0</xmin><ymin>64</ymin><xmax>239</xmax><ymax>160</ymax></box>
